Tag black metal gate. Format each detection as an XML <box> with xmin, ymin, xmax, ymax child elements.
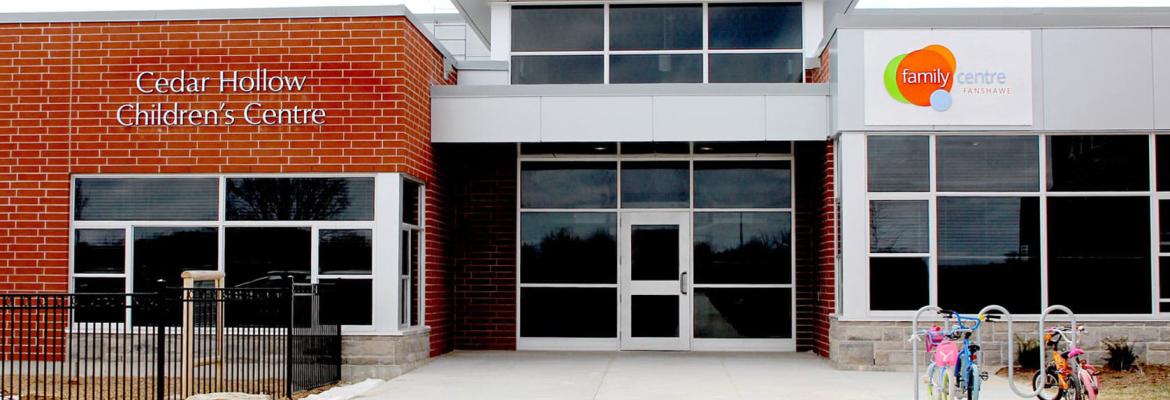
<box><xmin>0</xmin><ymin>279</ymin><xmax>341</xmax><ymax>399</ymax></box>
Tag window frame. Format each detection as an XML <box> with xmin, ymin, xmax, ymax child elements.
<box><xmin>399</xmin><ymin>175</ymin><xmax>426</xmax><ymax>330</ymax></box>
<box><xmin>859</xmin><ymin>133</ymin><xmax>1167</xmax><ymax>319</ymax></box>
<box><xmin>68</xmin><ymin>173</ymin><xmax>407</xmax><ymax>334</ymax></box>
<box><xmin>508</xmin><ymin>1</ymin><xmax>805</xmax><ymax>84</ymax></box>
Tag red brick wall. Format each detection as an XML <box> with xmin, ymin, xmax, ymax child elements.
<box><xmin>807</xmin><ymin>45</ymin><xmax>836</xmax><ymax>357</ymax></box>
<box><xmin>0</xmin><ymin>15</ymin><xmax>457</xmax><ymax>353</ymax></box>
<box><xmin>440</xmin><ymin>143</ymin><xmax>517</xmax><ymax>350</ymax></box>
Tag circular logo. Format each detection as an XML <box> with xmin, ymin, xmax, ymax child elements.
<box><xmin>884</xmin><ymin>45</ymin><xmax>956</xmax><ymax>111</ymax></box>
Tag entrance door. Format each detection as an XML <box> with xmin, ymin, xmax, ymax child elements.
<box><xmin>620</xmin><ymin>212</ymin><xmax>690</xmax><ymax>350</ymax></box>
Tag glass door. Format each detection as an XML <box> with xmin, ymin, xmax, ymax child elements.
<box><xmin>620</xmin><ymin>212</ymin><xmax>690</xmax><ymax>350</ymax></box>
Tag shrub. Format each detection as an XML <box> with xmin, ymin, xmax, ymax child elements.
<box><xmin>1015</xmin><ymin>334</ymin><xmax>1041</xmax><ymax>370</ymax></box>
<box><xmin>1102</xmin><ymin>337</ymin><xmax>1139</xmax><ymax>371</ymax></box>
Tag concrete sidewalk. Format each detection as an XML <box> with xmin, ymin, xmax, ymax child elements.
<box><xmin>356</xmin><ymin>351</ymin><xmax>1026</xmax><ymax>400</ymax></box>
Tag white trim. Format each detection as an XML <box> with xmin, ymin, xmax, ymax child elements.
<box><xmin>517</xmin><ymin>337</ymin><xmax>619</xmax><ymax>351</ymax></box>
<box><xmin>691</xmin><ymin>338</ymin><xmax>796</xmax><ymax>352</ymax></box>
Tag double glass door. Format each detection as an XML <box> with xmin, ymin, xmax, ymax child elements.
<box><xmin>620</xmin><ymin>212</ymin><xmax>690</xmax><ymax>350</ymax></box>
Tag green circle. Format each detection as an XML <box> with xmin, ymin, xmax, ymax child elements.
<box><xmin>884</xmin><ymin>53</ymin><xmax>909</xmax><ymax>104</ymax></box>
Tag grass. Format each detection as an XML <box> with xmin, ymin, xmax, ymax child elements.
<box><xmin>1000</xmin><ymin>365</ymin><xmax>1170</xmax><ymax>400</ymax></box>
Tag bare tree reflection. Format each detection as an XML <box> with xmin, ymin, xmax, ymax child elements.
<box><xmin>228</xmin><ymin>178</ymin><xmax>351</xmax><ymax>220</ymax></box>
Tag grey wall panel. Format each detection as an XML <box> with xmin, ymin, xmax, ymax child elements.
<box><xmin>432</xmin><ymin>97</ymin><xmax>541</xmax><ymax>142</ymax></box>
<box><xmin>1043</xmin><ymin>29</ymin><xmax>1154</xmax><ymax>130</ymax></box>
<box><xmin>652</xmin><ymin>96</ymin><xmax>767</xmax><ymax>141</ymax></box>
<box><xmin>540</xmin><ymin>97</ymin><xmax>653</xmax><ymax>142</ymax></box>
<box><xmin>766</xmin><ymin>96</ymin><xmax>828</xmax><ymax>140</ymax></box>
<box><xmin>1155</xmin><ymin>29</ymin><xmax>1170</xmax><ymax>129</ymax></box>
<box><xmin>834</xmin><ymin>29</ymin><xmax>921</xmax><ymax>132</ymax></box>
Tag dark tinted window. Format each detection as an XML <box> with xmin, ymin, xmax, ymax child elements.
<box><xmin>708</xmin><ymin>53</ymin><xmax>803</xmax><ymax>83</ymax></box>
<box><xmin>402</xmin><ymin>180</ymin><xmax>421</xmax><ymax>225</ymax></box>
<box><xmin>869</xmin><ymin>257</ymin><xmax>929</xmax><ymax>311</ymax></box>
<box><xmin>937</xmin><ymin>136</ymin><xmax>1039</xmax><ymax>192</ymax></box>
<box><xmin>1161</xmin><ymin>257</ymin><xmax>1169</xmax><ymax>299</ymax></box>
<box><xmin>695</xmin><ymin>141</ymin><xmax>790</xmax><ymax>155</ymax></box>
<box><xmin>1158</xmin><ymin>135</ymin><xmax>1170</xmax><ymax>191</ymax></box>
<box><xmin>74</xmin><ymin>229</ymin><xmax>124</xmax><ymax>273</ymax></box>
<box><xmin>869</xmin><ymin>201</ymin><xmax>928</xmax><ymax>254</ymax></box>
<box><xmin>1047</xmin><ymin>135</ymin><xmax>1148</xmax><ymax>192</ymax></box>
<box><xmin>620</xmin><ymin>142</ymin><xmax>689</xmax><ymax>155</ymax></box>
<box><xmin>694</xmin><ymin>161</ymin><xmax>791</xmax><ymax>208</ymax></box>
<box><xmin>521</xmin><ymin>142</ymin><xmax>617</xmax><ymax>155</ymax></box>
<box><xmin>694</xmin><ymin>288</ymin><xmax>791</xmax><ymax>338</ymax></box>
<box><xmin>319</xmin><ymin>229</ymin><xmax>373</xmax><ymax>275</ymax></box>
<box><xmin>631</xmin><ymin>225</ymin><xmax>680</xmax><ymax>281</ymax></box>
<box><xmin>511</xmin><ymin>6</ymin><xmax>603</xmax><ymax>51</ymax></box>
<box><xmin>225</xmin><ymin>227</ymin><xmax>311</xmax><ymax>288</ymax></box>
<box><xmin>609</xmin><ymin>54</ymin><xmax>702</xmax><ymax>84</ymax></box>
<box><xmin>1162</xmin><ymin>200</ymin><xmax>1170</xmax><ymax>253</ymax></box>
<box><xmin>319</xmin><ymin>279</ymin><xmax>372</xmax><ymax>325</ymax></box>
<box><xmin>1048</xmin><ymin>197</ymin><xmax>1150</xmax><ymax>313</ymax></box>
<box><xmin>511</xmin><ymin>55</ymin><xmax>603</xmax><ymax>84</ymax></box>
<box><xmin>520</xmin><ymin>212</ymin><xmax>616</xmax><ymax>284</ymax></box>
<box><xmin>621</xmin><ymin>162</ymin><xmax>689</xmax><ymax>208</ymax></box>
<box><xmin>226</xmin><ymin>178</ymin><xmax>374</xmax><ymax>221</ymax></box>
<box><xmin>520</xmin><ymin>287</ymin><xmax>616</xmax><ymax>337</ymax></box>
<box><xmin>938</xmin><ymin>197</ymin><xmax>1040</xmax><ymax>313</ymax></box>
<box><xmin>75</xmin><ymin>178</ymin><xmax>217</xmax><ymax>221</ymax></box>
<box><xmin>521</xmin><ymin>162</ymin><xmax>616</xmax><ymax>209</ymax></box>
<box><xmin>133</xmin><ymin>227</ymin><xmax>217</xmax><ymax>294</ymax></box>
<box><xmin>73</xmin><ymin>278</ymin><xmax>125</xmax><ymax>323</ymax></box>
<box><xmin>868</xmin><ymin>136</ymin><xmax>929</xmax><ymax>192</ymax></box>
<box><xmin>708</xmin><ymin>3</ymin><xmax>801</xmax><ymax>49</ymax></box>
<box><xmin>632</xmin><ymin>295</ymin><xmax>679</xmax><ymax>337</ymax></box>
<box><xmin>609</xmin><ymin>5</ymin><xmax>701</xmax><ymax>50</ymax></box>
<box><xmin>694</xmin><ymin>212</ymin><xmax>791</xmax><ymax>284</ymax></box>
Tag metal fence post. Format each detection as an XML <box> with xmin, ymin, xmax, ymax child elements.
<box><xmin>286</xmin><ymin>275</ymin><xmax>295</xmax><ymax>399</ymax></box>
<box><xmin>155</xmin><ymin>291</ymin><xmax>166</xmax><ymax>400</ymax></box>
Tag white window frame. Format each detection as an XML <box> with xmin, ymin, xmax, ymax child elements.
<box><xmin>398</xmin><ymin>175</ymin><xmax>426</xmax><ymax>330</ymax></box>
<box><xmin>507</xmin><ymin>1</ymin><xmax>806</xmax><ymax>84</ymax></box>
<box><xmin>516</xmin><ymin>142</ymin><xmax>797</xmax><ymax>351</ymax></box>
<box><xmin>68</xmin><ymin>173</ymin><xmax>414</xmax><ymax>334</ymax></box>
<box><xmin>849</xmin><ymin>132</ymin><xmax>1170</xmax><ymax>321</ymax></box>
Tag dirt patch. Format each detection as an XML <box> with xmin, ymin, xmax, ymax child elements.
<box><xmin>997</xmin><ymin>365</ymin><xmax>1170</xmax><ymax>400</ymax></box>
<box><xmin>2</xmin><ymin>376</ymin><xmax>285</xmax><ymax>400</ymax></box>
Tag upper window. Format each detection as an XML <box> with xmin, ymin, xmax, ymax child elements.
<box><xmin>609</xmin><ymin>5</ymin><xmax>701</xmax><ymax>51</ymax></box>
<box><xmin>867</xmin><ymin>136</ymin><xmax>929</xmax><ymax>192</ymax></box>
<box><xmin>707</xmin><ymin>3</ymin><xmax>802</xmax><ymax>49</ymax></box>
<box><xmin>511</xmin><ymin>6</ymin><xmax>604</xmax><ymax>51</ymax></box>
<box><xmin>1047</xmin><ymin>135</ymin><xmax>1148</xmax><ymax>192</ymax></box>
<box><xmin>521</xmin><ymin>162</ymin><xmax>617</xmax><ymax>209</ymax></box>
<box><xmin>694</xmin><ymin>161</ymin><xmax>791</xmax><ymax>208</ymax></box>
<box><xmin>226</xmin><ymin>177</ymin><xmax>375</xmax><ymax>221</ymax></box>
<box><xmin>75</xmin><ymin>178</ymin><xmax>217</xmax><ymax>221</ymax></box>
<box><xmin>937</xmin><ymin>136</ymin><xmax>1039</xmax><ymax>192</ymax></box>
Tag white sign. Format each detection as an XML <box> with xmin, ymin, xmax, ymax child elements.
<box><xmin>863</xmin><ymin>30</ymin><xmax>1033</xmax><ymax>126</ymax></box>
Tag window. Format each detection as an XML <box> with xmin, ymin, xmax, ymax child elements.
<box><xmin>319</xmin><ymin>229</ymin><xmax>373</xmax><ymax>275</ymax></box>
<box><xmin>620</xmin><ymin>162</ymin><xmax>689</xmax><ymax>208</ymax></box>
<box><xmin>510</xmin><ymin>3</ymin><xmax>801</xmax><ymax>84</ymax></box>
<box><xmin>521</xmin><ymin>162</ymin><xmax>617</xmax><ymax>208</ymax></box>
<box><xmin>226</xmin><ymin>177</ymin><xmax>374</xmax><ymax>221</ymax></box>
<box><xmin>1047</xmin><ymin>135</ymin><xmax>1148</xmax><ymax>192</ymax></box>
<box><xmin>75</xmin><ymin>178</ymin><xmax>217</xmax><ymax>221</ymax></box>
<box><xmin>1048</xmin><ymin>197</ymin><xmax>1150</xmax><ymax>314</ymax></box>
<box><xmin>520</xmin><ymin>212</ymin><xmax>617</xmax><ymax>284</ymax></box>
<box><xmin>937</xmin><ymin>136</ymin><xmax>1039</xmax><ymax>192</ymax></box>
<box><xmin>869</xmin><ymin>258</ymin><xmax>929</xmax><ymax>311</ymax></box>
<box><xmin>938</xmin><ymin>197</ymin><xmax>1040</xmax><ymax>313</ymax></box>
<box><xmin>869</xmin><ymin>201</ymin><xmax>928</xmax><ymax>254</ymax></box>
<box><xmin>226</xmin><ymin>227</ymin><xmax>311</xmax><ymax>287</ymax></box>
<box><xmin>869</xmin><ymin>200</ymin><xmax>929</xmax><ymax>311</ymax></box>
<box><xmin>520</xmin><ymin>287</ymin><xmax>617</xmax><ymax>337</ymax></box>
<box><xmin>868</xmin><ymin>136</ymin><xmax>929</xmax><ymax>192</ymax></box>
<box><xmin>133</xmin><ymin>227</ymin><xmax>217</xmax><ymax>293</ymax></box>
<box><xmin>694</xmin><ymin>287</ymin><xmax>790</xmax><ymax>338</ymax></box>
<box><xmin>399</xmin><ymin>179</ymin><xmax>424</xmax><ymax>328</ymax></box>
<box><xmin>74</xmin><ymin>229</ymin><xmax>125</xmax><ymax>274</ymax></box>
<box><xmin>694</xmin><ymin>161</ymin><xmax>791</xmax><ymax>208</ymax></box>
<box><xmin>693</xmin><ymin>212</ymin><xmax>791</xmax><ymax>284</ymax></box>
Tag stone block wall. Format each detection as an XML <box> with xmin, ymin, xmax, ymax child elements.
<box><xmin>341</xmin><ymin>328</ymin><xmax>431</xmax><ymax>381</ymax></box>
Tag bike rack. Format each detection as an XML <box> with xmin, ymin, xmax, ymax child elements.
<box><xmin>976</xmin><ymin>305</ymin><xmax>1039</xmax><ymax>399</ymax></box>
<box><xmin>910</xmin><ymin>305</ymin><xmax>943</xmax><ymax>400</ymax></box>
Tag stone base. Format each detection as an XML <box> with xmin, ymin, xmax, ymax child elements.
<box><xmin>828</xmin><ymin>317</ymin><xmax>1170</xmax><ymax>371</ymax></box>
<box><xmin>341</xmin><ymin>328</ymin><xmax>431</xmax><ymax>381</ymax></box>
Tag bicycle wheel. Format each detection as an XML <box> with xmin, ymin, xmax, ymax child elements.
<box><xmin>967</xmin><ymin>364</ymin><xmax>982</xmax><ymax>400</ymax></box>
<box><xmin>1032</xmin><ymin>370</ymin><xmax>1064</xmax><ymax>400</ymax></box>
<box><xmin>939</xmin><ymin>371</ymin><xmax>951</xmax><ymax>400</ymax></box>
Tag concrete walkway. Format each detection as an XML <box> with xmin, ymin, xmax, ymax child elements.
<box><xmin>358</xmin><ymin>351</ymin><xmax>1027</xmax><ymax>400</ymax></box>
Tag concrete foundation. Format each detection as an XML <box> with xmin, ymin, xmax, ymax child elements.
<box><xmin>341</xmin><ymin>328</ymin><xmax>431</xmax><ymax>380</ymax></box>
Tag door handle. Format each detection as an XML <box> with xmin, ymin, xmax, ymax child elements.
<box><xmin>680</xmin><ymin>271</ymin><xmax>688</xmax><ymax>295</ymax></box>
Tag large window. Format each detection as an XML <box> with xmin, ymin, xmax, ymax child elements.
<box><xmin>518</xmin><ymin>142</ymin><xmax>793</xmax><ymax>342</ymax></box>
<box><xmin>866</xmin><ymin>134</ymin><xmax>1163</xmax><ymax>316</ymax></box>
<box><xmin>510</xmin><ymin>3</ymin><xmax>802</xmax><ymax>84</ymax></box>
<box><xmin>70</xmin><ymin>175</ymin><xmax>410</xmax><ymax>328</ymax></box>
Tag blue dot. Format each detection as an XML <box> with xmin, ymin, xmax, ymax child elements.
<box><xmin>930</xmin><ymin>90</ymin><xmax>952</xmax><ymax>112</ymax></box>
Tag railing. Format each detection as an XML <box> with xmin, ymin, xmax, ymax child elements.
<box><xmin>0</xmin><ymin>277</ymin><xmax>341</xmax><ymax>399</ymax></box>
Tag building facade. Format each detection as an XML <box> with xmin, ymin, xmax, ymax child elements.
<box><xmin>1</xmin><ymin>0</ymin><xmax>1169</xmax><ymax>379</ymax></box>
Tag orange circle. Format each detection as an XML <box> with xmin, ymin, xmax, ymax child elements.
<box><xmin>896</xmin><ymin>49</ymin><xmax>954</xmax><ymax>107</ymax></box>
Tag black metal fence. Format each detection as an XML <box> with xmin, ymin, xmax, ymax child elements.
<box><xmin>0</xmin><ymin>280</ymin><xmax>341</xmax><ymax>399</ymax></box>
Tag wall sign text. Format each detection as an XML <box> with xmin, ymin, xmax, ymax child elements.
<box><xmin>116</xmin><ymin>69</ymin><xmax>327</xmax><ymax>127</ymax></box>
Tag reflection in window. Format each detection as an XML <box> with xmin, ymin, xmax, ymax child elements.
<box><xmin>75</xmin><ymin>178</ymin><xmax>218</xmax><ymax>221</ymax></box>
<box><xmin>1047</xmin><ymin>135</ymin><xmax>1148</xmax><ymax>192</ymax></box>
<box><xmin>868</xmin><ymin>136</ymin><xmax>929</xmax><ymax>192</ymax></box>
<box><xmin>1048</xmin><ymin>197</ymin><xmax>1150</xmax><ymax>313</ymax></box>
<box><xmin>937</xmin><ymin>136</ymin><xmax>1039</xmax><ymax>192</ymax></box>
<box><xmin>520</xmin><ymin>287</ymin><xmax>617</xmax><ymax>337</ymax></box>
<box><xmin>225</xmin><ymin>227</ymin><xmax>311</xmax><ymax>288</ymax></box>
<box><xmin>620</xmin><ymin>162</ymin><xmax>689</xmax><ymax>208</ymax></box>
<box><xmin>609</xmin><ymin>54</ymin><xmax>702</xmax><ymax>84</ymax></box>
<box><xmin>73</xmin><ymin>278</ymin><xmax>125</xmax><ymax>323</ymax></box>
<box><xmin>631</xmin><ymin>225</ymin><xmax>680</xmax><ymax>281</ymax></box>
<box><xmin>938</xmin><ymin>197</ymin><xmax>1040</xmax><ymax>313</ymax></box>
<box><xmin>869</xmin><ymin>257</ymin><xmax>928</xmax><ymax>311</ymax></box>
<box><xmin>403</xmin><ymin>180</ymin><xmax>421</xmax><ymax>225</ymax></box>
<box><xmin>694</xmin><ymin>161</ymin><xmax>790</xmax><ymax>208</ymax></box>
<box><xmin>521</xmin><ymin>162</ymin><xmax>616</xmax><ymax>209</ymax></box>
<box><xmin>708</xmin><ymin>3</ymin><xmax>801</xmax><ymax>49</ymax></box>
<box><xmin>1158</xmin><ymin>135</ymin><xmax>1170</xmax><ymax>191</ymax></box>
<box><xmin>694</xmin><ymin>212</ymin><xmax>791</xmax><ymax>284</ymax></box>
<box><xmin>226</xmin><ymin>178</ymin><xmax>374</xmax><ymax>221</ymax></box>
<box><xmin>319</xmin><ymin>229</ymin><xmax>373</xmax><ymax>275</ymax></box>
<box><xmin>609</xmin><ymin>5</ymin><xmax>701</xmax><ymax>51</ymax></box>
<box><xmin>74</xmin><ymin>229</ymin><xmax>125</xmax><ymax>274</ymax></box>
<box><xmin>320</xmin><ymin>279</ymin><xmax>373</xmax><ymax>325</ymax></box>
<box><xmin>520</xmin><ymin>212</ymin><xmax>617</xmax><ymax>284</ymax></box>
<box><xmin>708</xmin><ymin>53</ymin><xmax>802</xmax><ymax>83</ymax></box>
<box><xmin>1160</xmin><ymin>257</ymin><xmax>1169</xmax><ymax>300</ymax></box>
<box><xmin>133</xmin><ymin>227</ymin><xmax>217</xmax><ymax>293</ymax></box>
<box><xmin>870</xmin><ymin>201</ymin><xmax>929</xmax><ymax>254</ymax></box>
<box><xmin>694</xmin><ymin>288</ymin><xmax>791</xmax><ymax>338</ymax></box>
<box><xmin>511</xmin><ymin>5</ymin><xmax>603</xmax><ymax>52</ymax></box>
<box><xmin>511</xmin><ymin>55</ymin><xmax>604</xmax><ymax>84</ymax></box>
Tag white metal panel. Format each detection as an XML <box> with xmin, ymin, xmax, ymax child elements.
<box><xmin>457</xmin><ymin>70</ymin><xmax>510</xmax><ymax>85</ymax></box>
<box><xmin>765</xmin><ymin>96</ymin><xmax>828</xmax><ymax>141</ymax></box>
<box><xmin>1043</xmin><ymin>29</ymin><xmax>1155</xmax><ymax>130</ymax></box>
<box><xmin>489</xmin><ymin>3</ymin><xmax>510</xmax><ymax>61</ymax></box>
<box><xmin>431</xmin><ymin>97</ymin><xmax>540</xmax><ymax>142</ymax></box>
<box><xmin>1155</xmin><ymin>29</ymin><xmax>1170</xmax><ymax>129</ymax></box>
<box><xmin>433</xmin><ymin>24</ymin><xmax>466</xmax><ymax>40</ymax></box>
<box><xmin>540</xmin><ymin>97</ymin><xmax>653</xmax><ymax>142</ymax></box>
<box><xmin>838</xmin><ymin>133</ymin><xmax>869</xmax><ymax>320</ymax></box>
<box><xmin>652</xmin><ymin>96</ymin><xmax>766</xmax><ymax>141</ymax></box>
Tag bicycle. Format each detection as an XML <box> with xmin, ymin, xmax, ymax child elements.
<box><xmin>1032</xmin><ymin>326</ymin><xmax>1099</xmax><ymax>400</ymax></box>
<box><xmin>912</xmin><ymin>310</ymin><xmax>998</xmax><ymax>400</ymax></box>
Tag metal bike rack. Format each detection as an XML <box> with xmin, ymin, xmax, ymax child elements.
<box><xmin>910</xmin><ymin>305</ymin><xmax>943</xmax><ymax>400</ymax></box>
<box><xmin>976</xmin><ymin>305</ymin><xmax>1037</xmax><ymax>399</ymax></box>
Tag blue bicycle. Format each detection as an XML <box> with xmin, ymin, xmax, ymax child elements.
<box><xmin>939</xmin><ymin>310</ymin><xmax>997</xmax><ymax>400</ymax></box>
